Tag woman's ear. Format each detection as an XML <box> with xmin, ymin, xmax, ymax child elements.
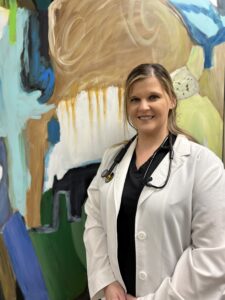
<box><xmin>169</xmin><ymin>98</ymin><xmax>176</xmax><ymax>109</ymax></box>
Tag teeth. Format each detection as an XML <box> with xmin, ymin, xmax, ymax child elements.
<box><xmin>138</xmin><ymin>116</ymin><xmax>154</xmax><ymax>120</ymax></box>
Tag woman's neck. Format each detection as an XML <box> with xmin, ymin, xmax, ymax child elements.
<box><xmin>137</xmin><ymin>131</ymin><xmax>169</xmax><ymax>151</ymax></box>
<box><xmin>135</xmin><ymin>131</ymin><xmax>169</xmax><ymax>168</ymax></box>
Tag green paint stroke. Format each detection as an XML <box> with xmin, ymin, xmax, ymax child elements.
<box><xmin>177</xmin><ymin>94</ymin><xmax>222</xmax><ymax>157</ymax></box>
<box><xmin>71</xmin><ymin>207</ymin><xmax>87</xmax><ymax>268</ymax></box>
<box><xmin>0</xmin><ymin>0</ymin><xmax>17</xmax><ymax>43</ymax></box>
<box><xmin>30</xmin><ymin>191</ymin><xmax>87</xmax><ymax>300</ymax></box>
<box><xmin>9</xmin><ymin>0</ymin><xmax>17</xmax><ymax>44</ymax></box>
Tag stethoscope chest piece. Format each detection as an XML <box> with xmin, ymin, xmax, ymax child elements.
<box><xmin>105</xmin><ymin>173</ymin><xmax>114</xmax><ymax>183</ymax></box>
<box><xmin>101</xmin><ymin>169</ymin><xmax>114</xmax><ymax>183</ymax></box>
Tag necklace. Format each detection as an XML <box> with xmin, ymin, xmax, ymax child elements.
<box><xmin>142</xmin><ymin>135</ymin><xmax>169</xmax><ymax>185</ymax></box>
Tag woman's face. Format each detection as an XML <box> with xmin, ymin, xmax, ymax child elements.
<box><xmin>127</xmin><ymin>76</ymin><xmax>174</xmax><ymax>137</ymax></box>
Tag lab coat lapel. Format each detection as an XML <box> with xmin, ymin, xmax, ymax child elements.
<box><xmin>113</xmin><ymin>138</ymin><xmax>137</xmax><ymax>216</ymax></box>
<box><xmin>138</xmin><ymin>135</ymin><xmax>191</xmax><ymax>207</ymax></box>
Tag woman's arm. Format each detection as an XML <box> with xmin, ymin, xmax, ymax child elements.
<box><xmin>137</xmin><ymin>149</ymin><xmax>225</xmax><ymax>300</ymax></box>
<box><xmin>83</xmin><ymin>148</ymin><xmax>126</xmax><ymax>300</ymax></box>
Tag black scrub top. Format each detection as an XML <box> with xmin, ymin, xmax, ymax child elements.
<box><xmin>117</xmin><ymin>135</ymin><xmax>176</xmax><ymax>296</ymax></box>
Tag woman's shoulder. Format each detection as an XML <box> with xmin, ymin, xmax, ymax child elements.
<box><xmin>177</xmin><ymin>134</ymin><xmax>224</xmax><ymax>167</ymax></box>
<box><xmin>101</xmin><ymin>140</ymin><xmax>130</xmax><ymax>164</ymax></box>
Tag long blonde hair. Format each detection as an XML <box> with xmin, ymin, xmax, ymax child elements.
<box><xmin>124</xmin><ymin>63</ymin><xmax>195</xmax><ymax>141</ymax></box>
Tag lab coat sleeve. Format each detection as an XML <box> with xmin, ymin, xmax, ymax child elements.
<box><xmin>138</xmin><ymin>148</ymin><xmax>225</xmax><ymax>300</ymax></box>
<box><xmin>83</xmin><ymin>148</ymin><xmax>117</xmax><ymax>300</ymax></box>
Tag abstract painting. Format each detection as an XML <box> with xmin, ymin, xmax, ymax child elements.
<box><xmin>0</xmin><ymin>0</ymin><xmax>224</xmax><ymax>299</ymax></box>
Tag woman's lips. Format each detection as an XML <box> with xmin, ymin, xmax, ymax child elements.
<box><xmin>138</xmin><ymin>115</ymin><xmax>154</xmax><ymax>120</ymax></box>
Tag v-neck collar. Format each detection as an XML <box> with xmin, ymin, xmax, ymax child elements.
<box><xmin>113</xmin><ymin>134</ymin><xmax>191</xmax><ymax>215</ymax></box>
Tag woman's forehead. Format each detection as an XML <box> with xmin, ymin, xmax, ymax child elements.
<box><xmin>129</xmin><ymin>76</ymin><xmax>165</xmax><ymax>95</ymax></box>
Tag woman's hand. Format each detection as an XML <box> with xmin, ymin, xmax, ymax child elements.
<box><xmin>104</xmin><ymin>281</ymin><xmax>126</xmax><ymax>300</ymax></box>
<box><xmin>126</xmin><ymin>294</ymin><xmax>137</xmax><ymax>300</ymax></box>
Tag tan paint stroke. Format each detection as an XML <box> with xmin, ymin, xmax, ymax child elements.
<box><xmin>25</xmin><ymin>110</ymin><xmax>54</xmax><ymax>227</ymax></box>
<box><xmin>48</xmin><ymin>0</ymin><xmax>192</xmax><ymax>99</ymax></box>
<box><xmin>0</xmin><ymin>236</ymin><xmax>16</xmax><ymax>300</ymax></box>
<box><xmin>17</xmin><ymin>0</ymin><xmax>36</xmax><ymax>10</ymax></box>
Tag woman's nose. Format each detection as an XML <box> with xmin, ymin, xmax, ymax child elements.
<box><xmin>138</xmin><ymin>99</ymin><xmax>150</xmax><ymax>110</ymax></box>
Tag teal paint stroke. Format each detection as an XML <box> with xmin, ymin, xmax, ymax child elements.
<box><xmin>185</xmin><ymin>11</ymin><xmax>220</xmax><ymax>37</ymax></box>
<box><xmin>0</xmin><ymin>8</ymin><xmax>54</xmax><ymax>215</ymax></box>
<box><xmin>33</xmin><ymin>0</ymin><xmax>52</xmax><ymax>11</ymax></box>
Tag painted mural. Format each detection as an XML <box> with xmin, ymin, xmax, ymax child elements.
<box><xmin>0</xmin><ymin>0</ymin><xmax>224</xmax><ymax>299</ymax></box>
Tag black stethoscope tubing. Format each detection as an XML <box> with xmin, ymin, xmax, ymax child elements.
<box><xmin>101</xmin><ymin>134</ymin><xmax>174</xmax><ymax>188</ymax></box>
<box><xmin>101</xmin><ymin>135</ymin><xmax>136</xmax><ymax>183</ymax></box>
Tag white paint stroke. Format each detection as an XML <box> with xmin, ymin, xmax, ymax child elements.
<box><xmin>45</xmin><ymin>86</ymin><xmax>135</xmax><ymax>190</ymax></box>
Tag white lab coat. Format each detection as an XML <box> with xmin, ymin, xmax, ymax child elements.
<box><xmin>83</xmin><ymin>134</ymin><xmax>225</xmax><ymax>300</ymax></box>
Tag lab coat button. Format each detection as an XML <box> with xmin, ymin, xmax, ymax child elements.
<box><xmin>139</xmin><ymin>271</ymin><xmax>147</xmax><ymax>280</ymax></box>
<box><xmin>137</xmin><ymin>231</ymin><xmax>147</xmax><ymax>240</ymax></box>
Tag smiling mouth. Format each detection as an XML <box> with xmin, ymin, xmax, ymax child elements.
<box><xmin>138</xmin><ymin>116</ymin><xmax>154</xmax><ymax>120</ymax></box>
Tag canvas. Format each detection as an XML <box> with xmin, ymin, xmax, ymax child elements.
<box><xmin>0</xmin><ymin>0</ymin><xmax>224</xmax><ymax>299</ymax></box>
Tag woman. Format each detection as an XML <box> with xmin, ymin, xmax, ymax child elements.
<box><xmin>83</xmin><ymin>64</ymin><xmax>225</xmax><ymax>300</ymax></box>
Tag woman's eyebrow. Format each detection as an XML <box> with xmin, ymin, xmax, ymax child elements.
<box><xmin>129</xmin><ymin>95</ymin><xmax>139</xmax><ymax>99</ymax></box>
<box><xmin>130</xmin><ymin>91</ymin><xmax>162</xmax><ymax>97</ymax></box>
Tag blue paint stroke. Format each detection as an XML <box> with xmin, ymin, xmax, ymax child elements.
<box><xmin>47</xmin><ymin>118</ymin><xmax>60</xmax><ymax>144</ymax></box>
<box><xmin>169</xmin><ymin>0</ymin><xmax>225</xmax><ymax>68</ymax></box>
<box><xmin>21</xmin><ymin>11</ymin><xmax>55</xmax><ymax>104</ymax></box>
<box><xmin>0</xmin><ymin>8</ymin><xmax>54</xmax><ymax>215</ymax></box>
<box><xmin>33</xmin><ymin>0</ymin><xmax>53</xmax><ymax>10</ymax></box>
<box><xmin>2</xmin><ymin>212</ymin><xmax>49</xmax><ymax>300</ymax></box>
<box><xmin>0</xmin><ymin>137</ymin><xmax>12</xmax><ymax>230</ymax></box>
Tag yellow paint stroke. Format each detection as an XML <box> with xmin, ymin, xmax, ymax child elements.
<box><xmin>95</xmin><ymin>88</ymin><xmax>101</xmax><ymax>127</ymax></box>
<box><xmin>70</xmin><ymin>97</ymin><xmax>76</xmax><ymax>126</ymax></box>
<box><xmin>70</xmin><ymin>96</ymin><xmax>77</xmax><ymax>142</ymax></box>
<box><xmin>57</xmin><ymin>96</ymin><xmax>78</xmax><ymax>144</ymax></box>
<box><xmin>65</xmin><ymin>98</ymin><xmax>70</xmax><ymax>115</ymax></box>
<box><xmin>65</xmin><ymin>98</ymin><xmax>72</xmax><ymax>131</ymax></box>
<box><xmin>102</xmin><ymin>87</ymin><xmax>107</xmax><ymax>119</ymax></box>
<box><xmin>118</xmin><ymin>86</ymin><xmax>124</xmax><ymax>121</ymax></box>
<box><xmin>0</xmin><ymin>236</ymin><xmax>16</xmax><ymax>299</ymax></box>
<box><xmin>87</xmin><ymin>89</ymin><xmax>93</xmax><ymax>124</ymax></box>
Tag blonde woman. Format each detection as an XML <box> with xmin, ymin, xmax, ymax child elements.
<box><xmin>84</xmin><ymin>64</ymin><xmax>225</xmax><ymax>300</ymax></box>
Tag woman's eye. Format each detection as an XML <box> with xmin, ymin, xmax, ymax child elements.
<box><xmin>129</xmin><ymin>97</ymin><xmax>139</xmax><ymax>103</ymax></box>
<box><xmin>148</xmin><ymin>95</ymin><xmax>159</xmax><ymax>101</ymax></box>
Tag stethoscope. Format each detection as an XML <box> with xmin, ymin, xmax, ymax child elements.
<box><xmin>101</xmin><ymin>134</ymin><xmax>174</xmax><ymax>189</ymax></box>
